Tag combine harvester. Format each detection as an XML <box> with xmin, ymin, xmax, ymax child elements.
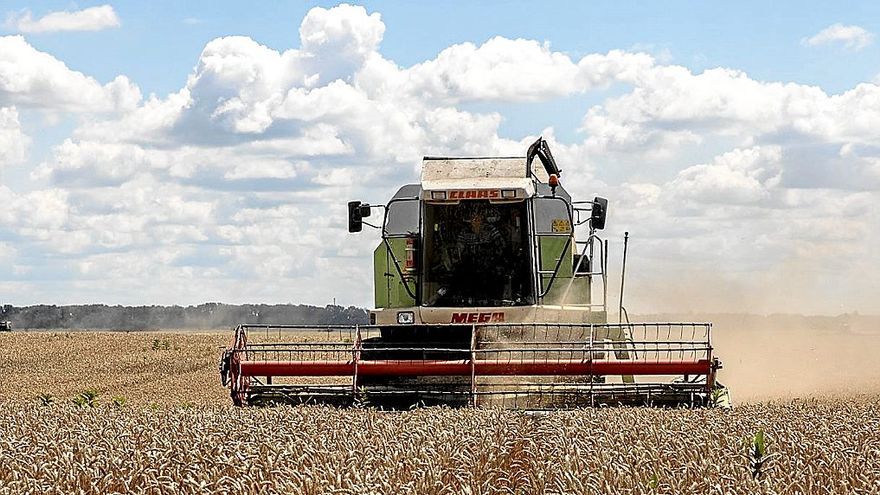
<box><xmin>220</xmin><ymin>138</ymin><xmax>727</xmax><ymax>408</ymax></box>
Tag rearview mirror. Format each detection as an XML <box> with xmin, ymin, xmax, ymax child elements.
<box><xmin>348</xmin><ymin>201</ymin><xmax>371</xmax><ymax>233</ymax></box>
<box><xmin>591</xmin><ymin>197</ymin><xmax>608</xmax><ymax>230</ymax></box>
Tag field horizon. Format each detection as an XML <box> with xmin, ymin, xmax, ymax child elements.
<box><xmin>3</xmin><ymin>311</ymin><xmax>879</xmax><ymax>406</ymax></box>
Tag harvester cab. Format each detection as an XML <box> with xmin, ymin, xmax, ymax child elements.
<box><xmin>221</xmin><ymin>137</ymin><xmax>727</xmax><ymax>408</ymax></box>
<box><xmin>354</xmin><ymin>141</ymin><xmax>611</xmax><ymax>328</ymax></box>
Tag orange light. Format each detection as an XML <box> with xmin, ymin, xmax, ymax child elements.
<box><xmin>548</xmin><ymin>174</ymin><xmax>559</xmax><ymax>187</ymax></box>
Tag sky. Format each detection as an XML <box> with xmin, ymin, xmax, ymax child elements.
<box><xmin>0</xmin><ymin>1</ymin><xmax>878</xmax><ymax>314</ymax></box>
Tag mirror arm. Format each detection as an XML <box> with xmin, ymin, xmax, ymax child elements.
<box><xmin>362</xmin><ymin>204</ymin><xmax>386</xmax><ymax>229</ymax></box>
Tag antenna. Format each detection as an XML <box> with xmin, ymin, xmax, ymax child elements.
<box><xmin>619</xmin><ymin>232</ymin><xmax>629</xmax><ymax>324</ymax></box>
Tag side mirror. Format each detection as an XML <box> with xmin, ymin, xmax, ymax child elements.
<box><xmin>591</xmin><ymin>197</ymin><xmax>608</xmax><ymax>230</ymax></box>
<box><xmin>348</xmin><ymin>201</ymin><xmax>371</xmax><ymax>233</ymax></box>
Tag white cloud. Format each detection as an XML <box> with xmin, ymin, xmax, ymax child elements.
<box><xmin>0</xmin><ymin>186</ymin><xmax>69</xmax><ymax>231</ymax></box>
<box><xmin>803</xmin><ymin>23</ymin><xmax>874</xmax><ymax>50</ymax></box>
<box><xmin>5</xmin><ymin>5</ymin><xmax>120</xmax><ymax>33</ymax></box>
<box><xmin>365</xmin><ymin>42</ymin><xmax>652</xmax><ymax>104</ymax></box>
<box><xmin>669</xmin><ymin>146</ymin><xmax>783</xmax><ymax>205</ymax></box>
<box><xmin>3</xmin><ymin>4</ymin><xmax>880</xmax><ymax>313</ymax></box>
<box><xmin>0</xmin><ymin>36</ymin><xmax>141</xmax><ymax>112</ymax></box>
<box><xmin>0</xmin><ymin>106</ymin><xmax>29</xmax><ymax>165</ymax></box>
<box><xmin>579</xmin><ymin>65</ymin><xmax>880</xmax><ymax>176</ymax></box>
<box><xmin>402</xmin><ymin>37</ymin><xmax>580</xmax><ymax>102</ymax></box>
<box><xmin>299</xmin><ymin>3</ymin><xmax>384</xmax><ymax>83</ymax></box>
<box><xmin>224</xmin><ymin>161</ymin><xmax>299</xmax><ymax>180</ymax></box>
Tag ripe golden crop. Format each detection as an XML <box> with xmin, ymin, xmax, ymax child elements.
<box><xmin>0</xmin><ymin>399</ymin><xmax>878</xmax><ymax>493</ymax></box>
<box><xmin>0</xmin><ymin>330</ymin><xmax>331</xmax><ymax>406</ymax></box>
<box><xmin>0</xmin><ymin>332</ymin><xmax>878</xmax><ymax>493</ymax></box>
<box><xmin>0</xmin><ymin>331</ymin><xmax>230</xmax><ymax>406</ymax></box>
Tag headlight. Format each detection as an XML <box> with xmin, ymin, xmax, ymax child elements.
<box><xmin>397</xmin><ymin>311</ymin><xmax>415</xmax><ymax>325</ymax></box>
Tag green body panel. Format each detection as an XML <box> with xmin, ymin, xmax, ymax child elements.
<box><xmin>373</xmin><ymin>239</ymin><xmax>416</xmax><ymax>309</ymax></box>
<box><xmin>539</xmin><ymin>235</ymin><xmax>590</xmax><ymax>306</ymax></box>
<box><xmin>373</xmin><ymin>244</ymin><xmax>389</xmax><ymax>308</ymax></box>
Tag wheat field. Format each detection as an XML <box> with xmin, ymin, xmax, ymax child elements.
<box><xmin>0</xmin><ymin>331</ymin><xmax>230</xmax><ymax>406</ymax></box>
<box><xmin>1</xmin><ymin>331</ymin><xmax>879</xmax><ymax>494</ymax></box>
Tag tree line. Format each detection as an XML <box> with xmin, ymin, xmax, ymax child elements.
<box><xmin>0</xmin><ymin>303</ymin><xmax>369</xmax><ymax>330</ymax></box>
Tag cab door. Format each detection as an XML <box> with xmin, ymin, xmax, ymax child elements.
<box><xmin>532</xmin><ymin>196</ymin><xmax>574</xmax><ymax>305</ymax></box>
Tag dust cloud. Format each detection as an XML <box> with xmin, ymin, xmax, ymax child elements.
<box><xmin>635</xmin><ymin>313</ymin><xmax>880</xmax><ymax>403</ymax></box>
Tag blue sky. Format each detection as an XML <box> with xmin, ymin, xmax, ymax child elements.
<box><xmin>0</xmin><ymin>2</ymin><xmax>879</xmax><ymax>313</ymax></box>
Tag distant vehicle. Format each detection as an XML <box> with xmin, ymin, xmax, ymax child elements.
<box><xmin>0</xmin><ymin>321</ymin><xmax>11</xmax><ymax>332</ymax></box>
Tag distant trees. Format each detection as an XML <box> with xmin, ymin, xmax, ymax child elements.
<box><xmin>0</xmin><ymin>303</ymin><xmax>369</xmax><ymax>330</ymax></box>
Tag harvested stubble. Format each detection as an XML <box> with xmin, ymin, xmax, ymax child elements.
<box><xmin>0</xmin><ymin>398</ymin><xmax>879</xmax><ymax>494</ymax></box>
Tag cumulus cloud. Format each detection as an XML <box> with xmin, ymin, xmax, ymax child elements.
<box><xmin>0</xmin><ymin>186</ymin><xmax>69</xmax><ymax>232</ymax></box>
<box><xmin>578</xmin><ymin>65</ymin><xmax>880</xmax><ymax>184</ymax></box>
<box><xmin>404</xmin><ymin>38</ymin><xmax>580</xmax><ymax>102</ymax></box>
<box><xmin>803</xmin><ymin>23</ymin><xmax>874</xmax><ymax>50</ymax></box>
<box><xmin>5</xmin><ymin>5</ymin><xmax>120</xmax><ymax>33</ymax></box>
<box><xmin>0</xmin><ymin>106</ymin><xmax>29</xmax><ymax>165</ymax></box>
<box><xmin>668</xmin><ymin>146</ymin><xmax>783</xmax><ymax>205</ymax></box>
<box><xmin>0</xmin><ymin>36</ymin><xmax>141</xmax><ymax>112</ymax></box>
<box><xmin>299</xmin><ymin>3</ymin><xmax>384</xmax><ymax>82</ymax></box>
<box><xmin>2</xmin><ymin>4</ymin><xmax>879</xmax><ymax>313</ymax></box>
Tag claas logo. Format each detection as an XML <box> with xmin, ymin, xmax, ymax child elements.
<box><xmin>448</xmin><ymin>190</ymin><xmax>500</xmax><ymax>200</ymax></box>
<box><xmin>450</xmin><ymin>312</ymin><xmax>505</xmax><ymax>324</ymax></box>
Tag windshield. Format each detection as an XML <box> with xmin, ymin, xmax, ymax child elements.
<box><xmin>422</xmin><ymin>200</ymin><xmax>534</xmax><ymax>307</ymax></box>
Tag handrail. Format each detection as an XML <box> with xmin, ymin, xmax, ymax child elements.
<box><xmin>380</xmin><ymin>196</ymin><xmax>420</xmax><ymax>302</ymax></box>
<box><xmin>534</xmin><ymin>195</ymin><xmax>576</xmax><ymax>299</ymax></box>
<box><xmin>559</xmin><ymin>232</ymin><xmax>606</xmax><ymax>310</ymax></box>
